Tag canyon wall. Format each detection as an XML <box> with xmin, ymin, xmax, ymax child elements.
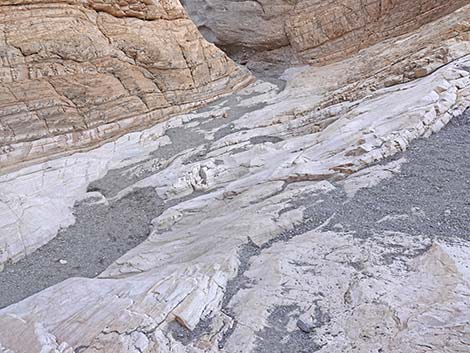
<box><xmin>0</xmin><ymin>2</ymin><xmax>470</xmax><ymax>353</ymax></box>
<box><xmin>287</xmin><ymin>0</ymin><xmax>470</xmax><ymax>63</ymax></box>
<box><xmin>182</xmin><ymin>0</ymin><xmax>470</xmax><ymax>63</ymax></box>
<box><xmin>2</xmin><ymin>0</ymin><xmax>469</xmax><ymax>172</ymax></box>
<box><xmin>0</xmin><ymin>0</ymin><xmax>252</xmax><ymax>173</ymax></box>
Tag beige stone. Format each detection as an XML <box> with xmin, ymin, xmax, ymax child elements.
<box><xmin>0</xmin><ymin>0</ymin><xmax>252</xmax><ymax>173</ymax></box>
<box><xmin>0</xmin><ymin>2</ymin><xmax>470</xmax><ymax>353</ymax></box>
<box><xmin>183</xmin><ymin>0</ymin><xmax>470</xmax><ymax>64</ymax></box>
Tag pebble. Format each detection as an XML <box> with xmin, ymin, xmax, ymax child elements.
<box><xmin>297</xmin><ymin>318</ymin><xmax>315</xmax><ymax>333</ymax></box>
<box><xmin>411</xmin><ymin>207</ymin><xmax>426</xmax><ymax>219</ymax></box>
<box><xmin>332</xmin><ymin>223</ymin><xmax>344</xmax><ymax>231</ymax></box>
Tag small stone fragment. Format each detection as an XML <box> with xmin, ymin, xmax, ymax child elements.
<box><xmin>332</xmin><ymin>223</ymin><xmax>344</xmax><ymax>232</ymax></box>
<box><xmin>297</xmin><ymin>318</ymin><xmax>315</xmax><ymax>333</ymax></box>
<box><xmin>411</xmin><ymin>207</ymin><xmax>426</xmax><ymax>220</ymax></box>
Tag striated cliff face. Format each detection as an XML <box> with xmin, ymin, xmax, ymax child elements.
<box><xmin>286</xmin><ymin>0</ymin><xmax>470</xmax><ymax>64</ymax></box>
<box><xmin>182</xmin><ymin>0</ymin><xmax>470</xmax><ymax>63</ymax></box>
<box><xmin>0</xmin><ymin>0</ymin><xmax>252</xmax><ymax>172</ymax></box>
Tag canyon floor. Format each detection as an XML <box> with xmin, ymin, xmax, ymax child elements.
<box><xmin>1</xmin><ymin>70</ymin><xmax>470</xmax><ymax>313</ymax></box>
<box><xmin>1</xmin><ymin>53</ymin><xmax>470</xmax><ymax>352</ymax></box>
<box><xmin>2</xmin><ymin>1</ymin><xmax>470</xmax><ymax>352</ymax></box>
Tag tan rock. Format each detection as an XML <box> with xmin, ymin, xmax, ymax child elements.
<box><xmin>0</xmin><ymin>2</ymin><xmax>470</xmax><ymax>353</ymax></box>
<box><xmin>286</xmin><ymin>0</ymin><xmax>470</xmax><ymax>64</ymax></box>
<box><xmin>0</xmin><ymin>0</ymin><xmax>252</xmax><ymax>173</ymax></box>
<box><xmin>182</xmin><ymin>0</ymin><xmax>470</xmax><ymax>64</ymax></box>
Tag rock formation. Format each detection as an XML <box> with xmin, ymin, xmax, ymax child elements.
<box><xmin>286</xmin><ymin>0</ymin><xmax>470</xmax><ymax>63</ymax></box>
<box><xmin>182</xmin><ymin>0</ymin><xmax>470</xmax><ymax>64</ymax></box>
<box><xmin>0</xmin><ymin>0</ymin><xmax>252</xmax><ymax>172</ymax></box>
<box><xmin>0</xmin><ymin>1</ymin><xmax>470</xmax><ymax>353</ymax></box>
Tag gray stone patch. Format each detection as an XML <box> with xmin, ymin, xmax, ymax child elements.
<box><xmin>88</xmin><ymin>127</ymin><xmax>207</xmax><ymax>198</ymax></box>
<box><xmin>254</xmin><ymin>305</ymin><xmax>323</xmax><ymax>353</ymax></box>
<box><xmin>0</xmin><ymin>187</ymin><xmax>163</xmax><ymax>309</ymax></box>
<box><xmin>321</xmin><ymin>108</ymin><xmax>470</xmax><ymax>242</ymax></box>
<box><xmin>168</xmin><ymin>317</ymin><xmax>214</xmax><ymax>346</ymax></box>
<box><xmin>296</xmin><ymin>301</ymin><xmax>331</xmax><ymax>334</ymax></box>
<box><xmin>249</xmin><ymin>136</ymin><xmax>284</xmax><ymax>145</ymax></box>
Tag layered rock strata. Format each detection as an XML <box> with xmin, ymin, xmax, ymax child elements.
<box><xmin>182</xmin><ymin>0</ymin><xmax>470</xmax><ymax>64</ymax></box>
<box><xmin>287</xmin><ymin>0</ymin><xmax>470</xmax><ymax>63</ymax></box>
<box><xmin>0</xmin><ymin>0</ymin><xmax>252</xmax><ymax>173</ymax></box>
<box><xmin>0</xmin><ymin>2</ymin><xmax>470</xmax><ymax>353</ymax></box>
<box><xmin>1</xmin><ymin>7</ymin><xmax>470</xmax><ymax>349</ymax></box>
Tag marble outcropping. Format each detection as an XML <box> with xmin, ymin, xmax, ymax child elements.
<box><xmin>0</xmin><ymin>2</ymin><xmax>470</xmax><ymax>353</ymax></box>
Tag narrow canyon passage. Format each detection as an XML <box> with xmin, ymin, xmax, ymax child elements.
<box><xmin>1</xmin><ymin>1</ymin><xmax>470</xmax><ymax>353</ymax></box>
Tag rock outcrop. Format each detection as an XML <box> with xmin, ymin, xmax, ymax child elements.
<box><xmin>182</xmin><ymin>0</ymin><xmax>470</xmax><ymax>64</ymax></box>
<box><xmin>287</xmin><ymin>0</ymin><xmax>470</xmax><ymax>64</ymax></box>
<box><xmin>0</xmin><ymin>0</ymin><xmax>252</xmax><ymax>173</ymax></box>
<box><xmin>1</xmin><ymin>2</ymin><xmax>470</xmax><ymax>349</ymax></box>
<box><xmin>1</xmin><ymin>52</ymin><xmax>470</xmax><ymax>349</ymax></box>
<box><xmin>1</xmin><ymin>2</ymin><xmax>470</xmax><ymax>353</ymax></box>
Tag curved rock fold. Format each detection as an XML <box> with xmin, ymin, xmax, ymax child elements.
<box><xmin>0</xmin><ymin>1</ymin><xmax>470</xmax><ymax>353</ymax></box>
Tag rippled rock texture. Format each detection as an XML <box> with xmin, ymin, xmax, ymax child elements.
<box><xmin>1</xmin><ymin>2</ymin><xmax>470</xmax><ymax>353</ymax></box>
<box><xmin>0</xmin><ymin>0</ymin><xmax>252</xmax><ymax>172</ymax></box>
<box><xmin>182</xmin><ymin>0</ymin><xmax>470</xmax><ymax>64</ymax></box>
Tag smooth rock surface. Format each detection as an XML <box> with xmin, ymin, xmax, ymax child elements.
<box><xmin>0</xmin><ymin>3</ymin><xmax>470</xmax><ymax>353</ymax></box>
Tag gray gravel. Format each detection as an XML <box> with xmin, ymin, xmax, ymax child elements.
<box><xmin>0</xmin><ymin>82</ymin><xmax>468</xmax><ymax>353</ymax></box>
<box><xmin>173</xmin><ymin>108</ymin><xmax>470</xmax><ymax>352</ymax></box>
<box><xmin>319</xmin><ymin>109</ymin><xmax>470</xmax><ymax>241</ymax></box>
<box><xmin>168</xmin><ymin>108</ymin><xmax>470</xmax><ymax>350</ymax></box>
<box><xmin>0</xmin><ymin>187</ymin><xmax>163</xmax><ymax>309</ymax></box>
<box><xmin>251</xmin><ymin>109</ymin><xmax>470</xmax><ymax>352</ymax></box>
<box><xmin>0</xmin><ymin>75</ymin><xmax>285</xmax><ymax>310</ymax></box>
<box><xmin>255</xmin><ymin>305</ymin><xmax>324</xmax><ymax>353</ymax></box>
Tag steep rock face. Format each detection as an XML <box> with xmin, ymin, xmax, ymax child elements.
<box><xmin>182</xmin><ymin>0</ymin><xmax>470</xmax><ymax>63</ymax></box>
<box><xmin>0</xmin><ymin>0</ymin><xmax>252</xmax><ymax>173</ymax></box>
<box><xmin>287</xmin><ymin>0</ymin><xmax>470</xmax><ymax>64</ymax></box>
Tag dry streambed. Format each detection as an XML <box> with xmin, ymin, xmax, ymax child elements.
<box><xmin>0</xmin><ymin>49</ymin><xmax>470</xmax><ymax>353</ymax></box>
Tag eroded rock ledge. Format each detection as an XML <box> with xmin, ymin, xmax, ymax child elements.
<box><xmin>0</xmin><ymin>0</ymin><xmax>252</xmax><ymax>173</ymax></box>
<box><xmin>0</xmin><ymin>2</ymin><xmax>470</xmax><ymax>353</ymax></box>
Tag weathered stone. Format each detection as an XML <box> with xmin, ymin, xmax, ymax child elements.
<box><xmin>182</xmin><ymin>0</ymin><xmax>470</xmax><ymax>64</ymax></box>
<box><xmin>0</xmin><ymin>0</ymin><xmax>252</xmax><ymax>173</ymax></box>
<box><xmin>0</xmin><ymin>3</ymin><xmax>470</xmax><ymax>353</ymax></box>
